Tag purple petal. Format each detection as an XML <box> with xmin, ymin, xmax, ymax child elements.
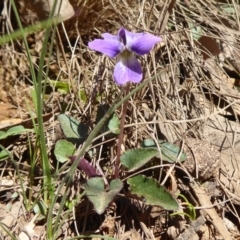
<box><xmin>118</xmin><ymin>28</ymin><xmax>145</xmax><ymax>50</ymax></box>
<box><xmin>129</xmin><ymin>33</ymin><xmax>161</xmax><ymax>55</ymax></box>
<box><xmin>118</xmin><ymin>28</ymin><xmax>161</xmax><ymax>55</ymax></box>
<box><xmin>118</xmin><ymin>28</ymin><xmax>160</xmax><ymax>55</ymax></box>
<box><xmin>88</xmin><ymin>38</ymin><xmax>122</xmax><ymax>58</ymax></box>
<box><xmin>129</xmin><ymin>33</ymin><xmax>162</xmax><ymax>55</ymax></box>
<box><xmin>118</xmin><ymin>28</ymin><xmax>127</xmax><ymax>45</ymax></box>
<box><xmin>102</xmin><ymin>33</ymin><xmax>119</xmax><ymax>41</ymax></box>
<box><xmin>113</xmin><ymin>54</ymin><xmax>143</xmax><ymax>85</ymax></box>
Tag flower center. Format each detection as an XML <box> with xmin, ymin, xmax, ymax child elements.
<box><xmin>121</xmin><ymin>49</ymin><xmax>132</xmax><ymax>58</ymax></box>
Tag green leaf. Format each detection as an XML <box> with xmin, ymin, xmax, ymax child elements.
<box><xmin>188</xmin><ymin>22</ymin><xmax>202</xmax><ymax>40</ymax></box>
<box><xmin>79</xmin><ymin>89</ymin><xmax>87</xmax><ymax>103</ymax></box>
<box><xmin>0</xmin><ymin>126</ymin><xmax>33</xmax><ymax>140</ymax></box>
<box><xmin>33</xmin><ymin>201</ymin><xmax>47</xmax><ymax>215</ymax></box>
<box><xmin>142</xmin><ymin>139</ymin><xmax>186</xmax><ymax>163</ymax></box>
<box><xmin>220</xmin><ymin>4</ymin><xmax>235</xmax><ymax>14</ymax></box>
<box><xmin>85</xmin><ymin>178</ymin><xmax>123</xmax><ymax>214</ymax></box>
<box><xmin>58</xmin><ymin>114</ymin><xmax>80</xmax><ymax>138</ymax></box>
<box><xmin>54</xmin><ymin>140</ymin><xmax>75</xmax><ymax>163</ymax></box>
<box><xmin>142</xmin><ymin>139</ymin><xmax>169</xmax><ymax>148</ymax></box>
<box><xmin>0</xmin><ymin>150</ymin><xmax>9</xmax><ymax>161</ymax></box>
<box><xmin>0</xmin><ymin>131</ymin><xmax>5</xmax><ymax>136</ymax></box>
<box><xmin>47</xmin><ymin>79</ymin><xmax>70</xmax><ymax>93</ymax></box>
<box><xmin>11</xmin><ymin>192</ymin><xmax>19</xmax><ymax>199</ymax></box>
<box><xmin>58</xmin><ymin>114</ymin><xmax>88</xmax><ymax>145</ymax></box>
<box><xmin>127</xmin><ymin>175</ymin><xmax>179</xmax><ymax>211</ymax></box>
<box><xmin>141</xmin><ymin>139</ymin><xmax>154</xmax><ymax>147</ymax></box>
<box><xmin>65</xmin><ymin>199</ymin><xmax>77</xmax><ymax>210</ymax></box>
<box><xmin>108</xmin><ymin>114</ymin><xmax>120</xmax><ymax>134</ymax></box>
<box><xmin>120</xmin><ymin>148</ymin><xmax>158</xmax><ymax>172</ymax></box>
<box><xmin>160</xmin><ymin>141</ymin><xmax>186</xmax><ymax>162</ymax></box>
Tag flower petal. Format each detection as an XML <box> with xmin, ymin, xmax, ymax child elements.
<box><xmin>102</xmin><ymin>33</ymin><xmax>119</xmax><ymax>41</ymax></box>
<box><xmin>118</xmin><ymin>28</ymin><xmax>142</xmax><ymax>47</ymax></box>
<box><xmin>88</xmin><ymin>38</ymin><xmax>122</xmax><ymax>58</ymax></box>
<box><xmin>118</xmin><ymin>28</ymin><xmax>127</xmax><ymax>45</ymax></box>
<box><xmin>128</xmin><ymin>33</ymin><xmax>161</xmax><ymax>55</ymax></box>
<box><xmin>113</xmin><ymin>54</ymin><xmax>143</xmax><ymax>85</ymax></box>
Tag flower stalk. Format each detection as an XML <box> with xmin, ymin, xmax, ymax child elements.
<box><xmin>115</xmin><ymin>82</ymin><xmax>130</xmax><ymax>178</ymax></box>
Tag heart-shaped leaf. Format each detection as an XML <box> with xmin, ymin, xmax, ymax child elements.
<box><xmin>127</xmin><ymin>175</ymin><xmax>179</xmax><ymax>211</ymax></box>
<box><xmin>142</xmin><ymin>139</ymin><xmax>186</xmax><ymax>163</ymax></box>
<box><xmin>54</xmin><ymin>140</ymin><xmax>75</xmax><ymax>163</ymax></box>
<box><xmin>58</xmin><ymin>114</ymin><xmax>88</xmax><ymax>145</ymax></box>
<box><xmin>120</xmin><ymin>148</ymin><xmax>158</xmax><ymax>172</ymax></box>
<box><xmin>58</xmin><ymin>114</ymin><xmax>80</xmax><ymax>139</ymax></box>
<box><xmin>85</xmin><ymin>178</ymin><xmax>123</xmax><ymax>214</ymax></box>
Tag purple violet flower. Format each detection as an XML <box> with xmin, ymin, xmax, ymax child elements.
<box><xmin>88</xmin><ymin>27</ymin><xmax>162</xmax><ymax>85</ymax></box>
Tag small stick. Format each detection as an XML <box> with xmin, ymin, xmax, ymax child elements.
<box><xmin>190</xmin><ymin>182</ymin><xmax>233</xmax><ymax>240</ymax></box>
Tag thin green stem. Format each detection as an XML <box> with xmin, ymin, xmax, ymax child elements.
<box><xmin>0</xmin><ymin>18</ymin><xmax>58</xmax><ymax>46</ymax></box>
